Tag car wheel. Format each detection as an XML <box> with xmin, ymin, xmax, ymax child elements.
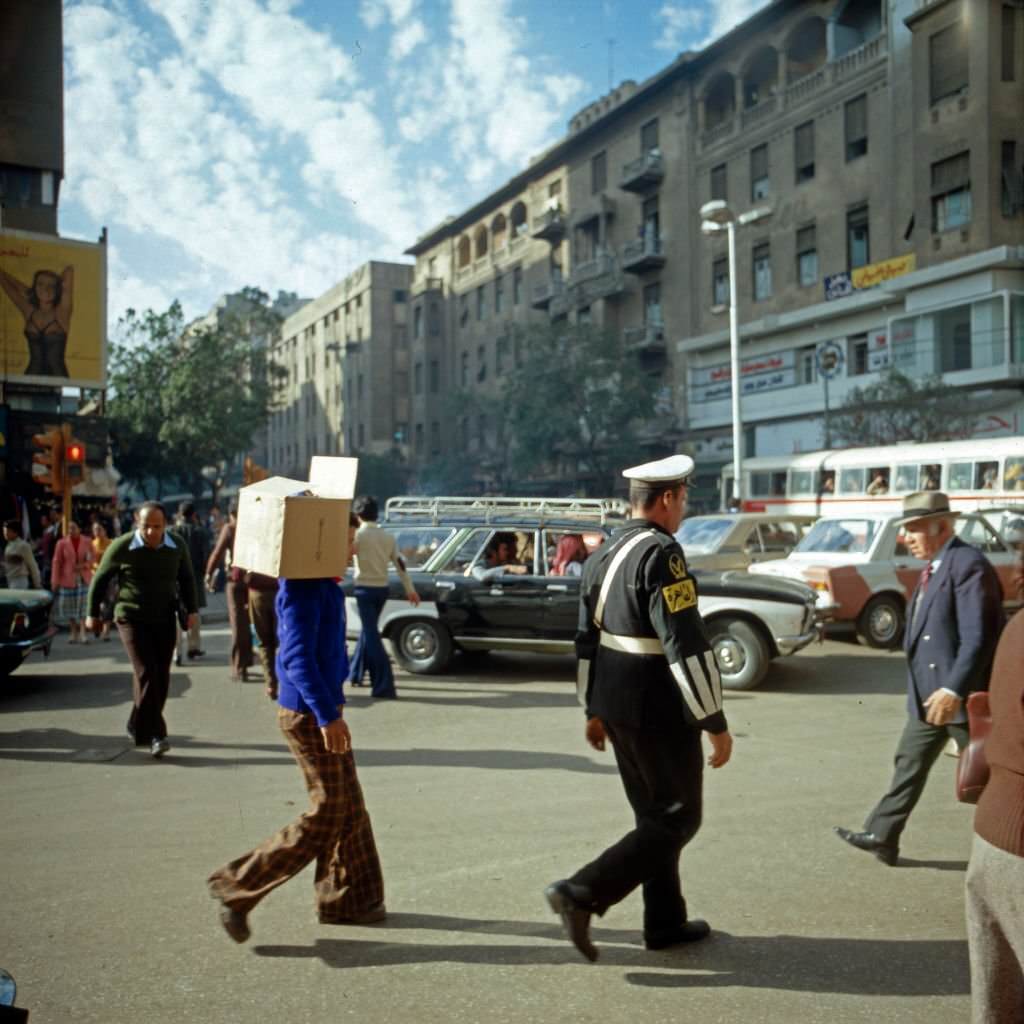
<box><xmin>0</xmin><ymin>650</ymin><xmax>26</xmax><ymax>680</ymax></box>
<box><xmin>857</xmin><ymin>594</ymin><xmax>905</xmax><ymax>649</ymax></box>
<box><xmin>392</xmin><ymin>619</ymin><xmax>453</xmax><ymax>674</ymax></box>
<box><xmin>707</xmin><ymin>617</ymin><xmax>770</xmax><ymax>691</ymax></box>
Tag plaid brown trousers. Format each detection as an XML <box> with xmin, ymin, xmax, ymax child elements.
<box><xmin>208</xmin><ymin>708</ymin><xmax>384</xmax><ymax>919</ymax></box>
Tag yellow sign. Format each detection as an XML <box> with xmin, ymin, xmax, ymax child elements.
<box><xmin>851</xmin><ymin>253</ymin><xmax>916</xmax><ymax>291</ymax></box>
<box><xmin>0</xmin><ymin>228</ymin><xmax>106</xmax><ymax>388</ymax></box>
<box><xmin>662</xmin><ymin>579</ymin><xmax>697</xmax><ymax>613</ymax></box>
<box><xmin>668</xmin><ymin>554</ymin><xmax>687</xmax><ymax>579</ymax></box>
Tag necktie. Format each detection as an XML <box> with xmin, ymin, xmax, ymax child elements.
<box><xmin>913</xmin><ymin>563</ymin><xmax>931</xmax><ymax>627</ymax></box>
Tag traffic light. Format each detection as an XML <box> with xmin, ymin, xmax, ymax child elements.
<box><xmin>32</xmin><ymin>429</ymin><xmax>64</xmax><ymax>494</ymax></box>
<box><xmin>65</xmin><ymin>439</ymin><xmax>86</xmax><ymax>484</ymax></box>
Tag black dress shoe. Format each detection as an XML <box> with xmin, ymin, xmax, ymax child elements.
<box><xmin>218</xmin><ymin>905</ymin><xmax>250</xmax><ymax>943</ymax></box>
<box><xmin>645</xmin><ymin>919</ymin><xmax>711</xmax><ymax>950</ymax></box>
<box><xmin>545</xmin><ymin>881</ymin><xmax>598</xmax><ymax>963</ymax></box>
<box><xmin>833</xmin><ymin>826</ymin><xmax>899</xmax><ymax>866</ymax></box>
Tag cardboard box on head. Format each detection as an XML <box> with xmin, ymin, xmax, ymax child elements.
<box><xmin>233</xmin><ymin>456</ymin><xmax>359</xmax><ymax>579</ymax></box>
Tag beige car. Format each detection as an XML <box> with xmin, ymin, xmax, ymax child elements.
<box><xmin>675</xmin><ymin>513</ymin><xmax>817</xmax><ymax>572</ymax></box>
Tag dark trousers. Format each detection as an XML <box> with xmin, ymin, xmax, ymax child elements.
<box><xmin>117</xmin><ymin>616</ymin><xmax>177</xmax><ymax>744</ymax></box>
<box><xmin>349</xmin><ymin>587</ymin><xmax>394</xmax><ymax>697</ymax></box>
<box><xmin>571</xmin><ymin>721</ymin><xmax>704</xmax><ymax>940</ymax></box>
<box><xmin>865</xmin><ymin>715</ymin><xmax>970</xmax><ymax>845</ymax></box>
<box><xmin>248</xmin><ymin>588</ymin><xmax>278</xmax><ymax>688</ymax></box>
<box><xmin>208</xmin><ymin>708</ymin><xmax>384</xmax><ymax>918</ymax></box>
<box><xmin>226</xmin><ymin>578</ymin><xmax>253</xmax><ymax>679</ymax></box>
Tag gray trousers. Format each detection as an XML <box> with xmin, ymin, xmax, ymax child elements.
<box><xmin>966</xmin><ymin>833</ymin><xmax>1024</xmax><ymax>1024</ymax></box>
<box><xmin>864</xmin><ymin>715</ymin><xmax>968</xmax><ymax>846</ymax></box>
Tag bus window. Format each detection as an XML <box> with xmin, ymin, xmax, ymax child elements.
<box><xmin>790</xmin><ymin>470</ymin><xmax>817</xmax><ymax>496</ymax></box>
<box><xmin>976</xmin><ymin>461</ymin><xmax>999</xmax><ymax>490</ymax></box>
<box><xmin>1006</xmin><ymin>456</ymin><xmax>1024</xmax><ymax>492</ymax></box>
<box><xmin>866</xmin><ymin>468</ymin><xmax>889</xmax><ymax>495</ymax></box>
<box><xmin>920</xmin><ymin>464</ymin><xmax>941</xmax><ymax>490</ymax></box>
<box><xmin>948</xmin><ymin>462</ymin><xmax>973</xmax><ymax>491</ymax></box>
<box><xmin>820</xmin><ymin>470</ymin><xmax>836</xmax><ymax>494</ymax></box>
<box><xmin>839</xmin><ymin>467</ymin><xmax>866</xmax><ymax>494</ymax></box>
<box><xmin>750</xmin><ymin>472</ymin><xmax>771</xmax><ymax>497</ymax></box>
<box><xmin>770</xmin><ymin>471</ymin><xmax>787</xmax><ymax>496</ymax></box>
<box><xmin>893</xmin><ymin>464</ymin><xmax>918</xmax><ymax>492</ymax></box>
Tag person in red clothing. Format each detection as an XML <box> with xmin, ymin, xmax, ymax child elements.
<box><xmin>52</xmin><ymin>520</ymin><xmax>96</xmax><ymax>643</ymax></box>
<box><xmin>966</xmin><ymin>552</ymin><xmax>1024</xmax><ymax>1024</ymax></box>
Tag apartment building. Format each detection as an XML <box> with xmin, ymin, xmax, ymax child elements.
<box><xmin>403</xmin><ymin>0</ymin><xmax>1023</xmax><ymax>498</ymax></box>
<box><xmin>267</xmin><ymin>261</ymin><xmax>412</xmax><ymax>477</ymax></box>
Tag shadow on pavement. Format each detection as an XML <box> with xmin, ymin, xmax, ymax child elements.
<box><xmin>350</xmin><ymin>689</ymin><xmax>580</xmax><ymax>711</ymax></box>
<box><xmin>353</xmin><ymin>747</ymin><xmax>617</xmax><ymax>774</ymax></box>
<box><xmin>0</xmin><ymin>668</ymin><xmax>194</xmax><ymax>711</ymax></box>
<box><xmin>897</xmin><ymin>857</ymin><xmax>969</xmax><ymax>872</ymax></box>
<box><xmin>759</xmin><ymin>650</ymin><xmax>906</xmax><ymax>697</ymax></box>
<box><xmin>253</xmin><ymin>931</ymin><xmax>968</xmax><ymax>995</ymax></box>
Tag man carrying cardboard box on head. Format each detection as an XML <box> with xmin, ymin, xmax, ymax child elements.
<box><xmin>207</xmin><ymin>458</ymin><xmax>387</xmax><ymax>942</ymax></box>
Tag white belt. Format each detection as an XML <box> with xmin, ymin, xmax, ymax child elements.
<box><xmin>599</xmin><ymin>632</ymin><xmax>663</xmax><ymax>656</ymax></box>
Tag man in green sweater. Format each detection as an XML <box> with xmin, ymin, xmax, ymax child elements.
<box><xmin>86</xmin><ymin>501</ymin><xmax>199</xmax><ymax>758</ymax></box>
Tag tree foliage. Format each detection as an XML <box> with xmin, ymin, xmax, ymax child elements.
<box><xmin>829</xmin><ymin>368</ymin><xmax>977</xmax><ymax>448</ymax></box>
<box><xmin>107</xmin><ymin>289</ymin><xmax>286</xmax><ymax>502</ymax></box>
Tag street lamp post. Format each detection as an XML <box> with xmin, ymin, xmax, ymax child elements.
<box><xmin>699</xmin><ymin>200</ymin><xmax>772</xmax><ymax>509</ymax></box>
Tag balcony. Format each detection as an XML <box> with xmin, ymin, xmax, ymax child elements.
<box><xmin>412</xmin><ymin>276</ymin><xmax>444</xmax><ymax>296</ymax></box>
<box><xmin>550</xmin><ymin>288</ymin><xmax>572</xmax><ymax>318</ymax></box>
<box><xmin>530</xmin><ymin>206</ymin><xmax>566</xmax><ymax>244</ymax></box>
<box><xmin>531</xmin><ymin>277</ymin><xmax>565</xmax><ymax>310</ymax></box>
<box><xmin>570</xmin><ymin>251</ymin><xmax>616</xmax><ymax>286</ymax></box>
<box><xmin>620</xmin><ymin>150</ymin><xmax>664</xmax><ymax>193</ymax></box>
<box><xmin>783</xmin><ymin>32</ymin><xmax>888</xmax><ymax>113</ymax></box>
<box><xmin>700</xmin><ymin>117</ymin><xmax>735</xmax><ymax>152</ymax></box>
<box><xmin>570</xmin><ymin>193</ymin><xmax>616</xmax><ymax>227</ymax></box>
<box><xmin>741</xmin><ymin>94</ymin><xmax>778</xmax><ymax>129</ymax></box>
<box><xmin>622</xmin><ymin>234</ymin><xmax>666</xmax><ymax>274</ymax></box>
<box><xmin>624</xmin><ymin>322</ymin><xmax>667</xmax><ymax>353</ymax></box>
<box><xmin>577</xmin><ymin>270</ymin><xmax>625</xmax><ymax>304</ymax></box>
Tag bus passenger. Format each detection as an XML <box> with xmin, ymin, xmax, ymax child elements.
<box><xmin>921</xmin><ymin>465</ymin><xmax>941</xmax><ymax>491</ymax></box>
<box><xmin>866</xmin><ymin>472</ymin><xmax>889</xmax><ymax>496</ymax></box>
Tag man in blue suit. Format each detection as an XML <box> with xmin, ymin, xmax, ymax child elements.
<box><xmin>834</xmin><ymin>491</ymin><xmax>1003</xmax><ymax>865</ymax></box>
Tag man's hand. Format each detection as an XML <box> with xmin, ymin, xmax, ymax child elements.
<box><xmin>84</xmin><ymin>615</ymin><xmax>98</xmax><ymax>633</ymax></box>
<box><xmin>707</xmin><ymin>730</ymin><xmax>733</xmax><ymax>768</ymax></box>
<box><xmin>585</xmin><ymin>716</ymin><xmax>606</xmax><ymax>752</ymax></box>
<box><xmin>320</xmin><ymin>717</ymin><xmax>352</xmax><ymax>754</ymax></box>
<box><xmin>406</xmin><ymin>591</ymin><xmax>422</xmax><ymax>607</ymax></box>
<box><xmin>924</xmin><ymin>690</ymin><xmax>962</xmax><ymax>726</ymax></box>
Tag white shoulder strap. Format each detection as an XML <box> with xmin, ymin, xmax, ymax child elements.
<box><xmin>594</xmin><ymin>530</ymin><xmax>656</xmax><ymax>629</ymax></box>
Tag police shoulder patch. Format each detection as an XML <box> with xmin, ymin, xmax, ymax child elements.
<box><xmin>668</xmin><ymin>553</ymin><xmax>687</xmax><ymax>579</ymax></box>
<box><xmin>662</xmin><ymin>578</ymin><xmax>697</xmax><ymax>613</ymax></box>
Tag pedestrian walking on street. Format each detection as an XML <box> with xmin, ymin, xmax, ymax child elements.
<box><xmin>207</xmin><ymin>575</ymin><xmax>386</xmax><ymax>943</ymax></box>
<box><xmin>52</xmin><ymin>520</ymin><xmax>96</xmax><ymax>643</ymax></box>
<box><xmin>206</xmin><ymin>502</ymin><xmax>253</xmax><ymax>682</ymax></box>
<box><xmin>85</xmin><ymin>501</ymin><xmax>199</xmax><ymax>758</ymax></box>
<box><xmin>246</xmin><ymin>571</ymin><xmax>279</xmax><ymax>700</ymax></box>
<box><xmin>545</xmin><ymin>455</ymin><xmax>733</xmax><ymax>962</ymax></box>
<box><xmin>835</xmin><ymin>491</ymin><xmax>1004</xmax><ymax>866</ymax></box>
<box><xmin>3</xmin><ymin>520</ymin><xmax>41</xmax><ymax>590</ymax></box>
<box><xmin>90</xmin><ymin>521</ymin><xmax>115</xmax><ymax>641</ymax></box>
<box><xmin>348</xmin><ymin>495</ymin><xmax>420</xmax><ymax>699</ymax></box>
<box><xmin>174</xmin><ymin>501</ymin><xmax>210</xmax><ymax>660</ymax></box>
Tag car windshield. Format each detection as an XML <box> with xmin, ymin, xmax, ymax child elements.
<box><xmin>794</xmin><ymin>518</ymin><xmax>878</xmax><ymax>554</ymax></box>
<box><xmin>676</xmin><ymin>517</ymin><xmax>734</xmax><ymax>553</ymax></box>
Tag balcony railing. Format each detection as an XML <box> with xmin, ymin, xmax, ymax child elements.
<box><xmin>622</xmin><ymin>235</ymin><xmax>666</xmax><ymax>274</ymax></box>
<box><xmin>700</xmin><ymin>116</ymin><xmax>735</xmax><ymax>150</ymax></box>
<box><xmin>620</xmin><ymin>150</ymin><xmax>664</xmax><ymax>193</ymax></box>
<box><xmin>577</xmin><ymin>270</ymin><xmax>625</xmax><ymax>304</ymax></box>
<box><xmin>412</xmin><ymin>276</ymin><xmax>444</xmax><ymax>295</ymax></box>
<box><xmin>624</xmin><ymin>322</ymin><xmax>667</xmax><ymax>353</ymax></box>
<box><xmin>531</xmin><ymin>278</ymin><xmax>564</xmax><ymax>309</ymax></box>
<box><xmin>570</xmin><ymin>251</ymin><xmax>616</xmax><ymax>286</ymax></box>
<box><xmin>741</xmin><ymin>94</ymin><xmax>777</xmax><ymax>129</ymax></box>
<box><xmin>530</xmin><ymin>206</ymin><xmax>566</xmax><ymax>243</ymax></box>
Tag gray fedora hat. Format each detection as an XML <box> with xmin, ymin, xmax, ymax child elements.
<box><xmin>898</xmin><ymin>490</ymin><xmax>960</xmax><ymax>524</ymax></box>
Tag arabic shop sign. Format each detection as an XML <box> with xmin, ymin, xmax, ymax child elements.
<box><xmin>824</xmin><ymin>254</ymin><xmax>917</xmax><ymax>302</ymax></box>
<box><xmin>689</xmin><ymin>350</ymin><xmax>796</xmax><ymax>404</ymax></box>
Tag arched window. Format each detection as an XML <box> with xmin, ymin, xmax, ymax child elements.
<box><xmin>457</xmin><ymin>235</ymin><xmax>471</xmax><ymax>268</ymax></box>
<box><xmin>784</xmin><ymin>17</ymin><xmax>827</xmax><ymax>83</ymax></box>
<box><xmin>703</xmin><ymin>72</ymin><xmax>735</xmax><ymax>130</ymax></box>
<box><xmin>510</xmin><ymin>201</ymin><xmax>527</xmax><ymax>238</ymax></box>
<box><xmin>835</xmin><ymin>0</ymin><xmax>882</xmax><ymax>58</ymax></box>
<box><xmin>474</xmin><ymin>225</ymin><xmax>488</xmax><ymax>259</ymax></box>
<box><xmin>741</xmin><ymin>47</ymin><xmax>778</xmax><ymax>108</ymax></box>
<box><xmin>491</xmin><ymin>212</ymin><xmax>508</xmax><ymax>251</ymax></box>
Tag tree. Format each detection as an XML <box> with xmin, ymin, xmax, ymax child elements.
<box><xmin>502</xmin><ymin>322</ymin><xmax>661</xmax><ymax>494</ymax></box>
<box><xmin>107</xmin><ymin>292</ymin><xmax>286</xmax><ymax>503</ymax></box>
<box><xmin>354</xmin><ymin>452</ymin><xmax>411</xmax><ymax>502</ymax></box>
<box><xmin>829</xmin><ymin>368</ymin><xmax>978</xmax><ymax>448</ymax></box>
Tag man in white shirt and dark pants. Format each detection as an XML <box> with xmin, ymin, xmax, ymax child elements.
<box><xmin>348</xmin><ymin>496</ymin><xmax>420</xmax><ymax>699</ymax></box>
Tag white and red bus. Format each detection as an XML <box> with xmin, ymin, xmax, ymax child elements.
<box><xmin>722</xmin><ymin>437</ymin><xmax>1024</xmax><ymax>516</ymax></box>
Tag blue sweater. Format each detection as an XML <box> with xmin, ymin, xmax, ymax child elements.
<box><xmin>275</xmin><ymin>578</ymin><xmax>348</xmax><ymax>726</ymax></box>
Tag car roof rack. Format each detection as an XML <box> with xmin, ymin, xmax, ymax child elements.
<box><xmin>383</xmin><ymin>495</ymin><xmax>630</xmax><ymax>526</ymax></box>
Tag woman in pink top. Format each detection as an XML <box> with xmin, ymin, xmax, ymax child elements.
<box><xmin>51</xmin><ymin>520</ymin><xmax>96</xmax><ymax>643</ymax></box>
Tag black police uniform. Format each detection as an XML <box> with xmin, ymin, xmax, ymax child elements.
<box><xmin>569</xmin><ymin>518</ymin><xmax>727</xmax><ymax>943</ymax></box>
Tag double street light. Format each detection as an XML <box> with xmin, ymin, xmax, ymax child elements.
<box><xmin>699</xmin><ymin>199</ymin><xmax>773</xmax><ymax>509</ymax></box>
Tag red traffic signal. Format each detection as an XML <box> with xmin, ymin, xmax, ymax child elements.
<box><xmin>66</xmin><ymin>441</ymin><xmax>85</xmax><ymax>463</ymax></box>
<box><xmin>65</xmin><ymin>439</ymin><xmax>86</xmax><ymax>483</ymax></box>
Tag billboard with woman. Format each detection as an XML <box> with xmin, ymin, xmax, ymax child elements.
<box><xmin>0</xmin><ymin>228</ymin><xmax>106</xmax><ymax>388</ymax></box>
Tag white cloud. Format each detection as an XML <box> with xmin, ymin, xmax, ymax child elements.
<box><xmin>359</xmin><ymin>0</ymin><xmax>428</xmax><ymax>61</ymax></box>
<box><xmin>700</xmin><ymin>0</ymin><xmax>764</xmax><ymax>47</ymax></box>
<box><xmin>654</xmin><ymin>5</ymin><xmax>705</xmax><ymax>53</ymax></box>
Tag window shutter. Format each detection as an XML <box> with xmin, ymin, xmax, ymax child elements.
<box><xmin>931</xmin><ymin>151</ymin><xmax>970</xmax><ymax>193</ymax></box>
<box><xmin>844</xmin><ymin>96</ymin><xmax>867</xmax><ymax>143</ymax></box>
<box><xmin>796</xmin><ymin>224</ymin><xmax>816</xmax><ymax>253</ymax></box>
<box><xmin>751</xmin><ymin>145</ymin><xmax>768</xmax><ymax>181</ymax></box>
<box><xmin>795</xmin><ymin>122</ymin><xmax>814</xmax><ymax>167</ymax></box>
<box><xmin>929</xmin><ymin>21</ymin><xmax>968</xmax><ymax>102</ymax></box>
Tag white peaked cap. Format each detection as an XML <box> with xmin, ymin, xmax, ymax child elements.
<box><xmin>622</xmin><ymin>454</ymin><xmax>696</xmax><ymax>484</ymax></box>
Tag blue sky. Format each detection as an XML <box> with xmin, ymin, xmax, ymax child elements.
<box><xmin>59</xmin><ymin>0</ymin><xmax>760</xmax><ymax>328</ymax></box>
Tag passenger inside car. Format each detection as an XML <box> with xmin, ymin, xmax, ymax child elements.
<box><xmin>550</xmin><ymin>533</ymin><xmax>587</xmax><ymax>577</ymax></box>
<box><xmin>921</xmin><ymin>465</ymin><xmax>941</xmax><ymax>490</ymax></box>
<box><xmin>470</xmin><ymin>532</ymin><xmax>529</xmax><ymax>582</ymax></box>
<box><xmin>866</xmin><ymin>470</ymin><xmax>889</xmax><ymax>495</ymax></box>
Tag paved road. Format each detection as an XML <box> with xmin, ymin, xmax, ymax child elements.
<box><xmin>1</xmin><ymin>631</ymin><xmax>975</xmax><ymax>1023</ymax></box>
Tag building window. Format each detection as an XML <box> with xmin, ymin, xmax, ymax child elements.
<box><xmin>798</xmin><ymin>344</ymin><xmax>817</xmax><ymax>384</ymax></box>
<box><xmin>796</xmin><ymin>224</ymin><xmax>818</xmax><ymax>286</ymax></box>
<box><xmin>513</xmin><ymin>266</ymin><xmax>522</xmax><ymax>304</ymax></box>
<box><xmin>413</xmin><ymin>305</ymin><xmax>423</xmax><ymax>339</ymax></box>
<box><xmin>712</xmin><ymin>257</ymin><xmax>729</xmax><ymax>306</ymax></box>
<box><xmin>641</xmin><ymin>117</ymin><xmax>659</xmax><ymax>153</ymax></box>
<box><xmin>477</xmin><ymin>344</ymin><xmax>487</xmax><ymax>381</ymax></box>
<box><xmin>394</xmin><ymin>324</ymin><xmax>407</xmax><ymax>348</ymax></box>
<box><xmin>1004</xmin><ymin>4</ymin><xmax>1018</xmax><ymax>81</ymax></box>
<box><xmin>496</xmin><ymin>336</ymin><xmax>509</xmax><ymax>373</ymax></box>
<box><xmin>931</xmin><ymin>151</ymin><xmax>972</xmax><ymax>232</ymax></box>
<box><xmin>415</xmin><ymin>423</ymin><xmax>424</xmax><ymax>455</ymax></box>
<box><xmin>358</xmin><ymin>423</ymin><xmax>366</xmax><ymax>448</ymax></box>
<box><xmin>357</xmin><ymin>373</ymin><xmax>364</xmax><ymax>399</ymax></box>
<box><xmin>591</xmin><ymin>150</ymin><xmax>607</xmax><ymax>193</ymax></box>
<box><xmin>847</xmin><ymin>205</ymin><xmax>870</xmax><ymax>269</ymax></box>
<box><xmin>930</xmin><ymin>20</ymin><xmax>968</xmax><ymax>103</ymax></box>
<box><xmin>710</xmin><ymin>163</ymin><xmax>727</xmax><ymax>201</ymax></box>
<box><xmin>577</xmin><ymin>305</ymin><xmax>592</xmax><ymax>325</ymax></box>
<box><xmin>1003</xmin><ymin>141</ymin><xmax>1022</xmax><ymax>217</ymax></box>
<box><xmin>414</xmin><ymin>361</ymin><xmax>423</xmax><ymax>394</ymax></box>
<box><xmin>752</xmin><ymin>242</ymin><xmax>772</xmax><ymax>301</ymax></box>
<box><xmin>494</xmin><ymin>274</ymin><xmax>504</xmax><ymax>314</ymax></box>
<box><xmin>643</xmin><ymin>282</ymin><xmax>662</xmax><ymax>325</ymax></box>
<box><xmin>429</xmin><ymin>359</ymin><xmax>439</xmax><ymax>393</ymax></box>
<box><xmin>794</xmin><ymin>121</ymin><xmax>815</xmax><ymax>183</ymax></box>
<box><xmin>844</xmin><ymin>95</ymin><xmax>867</xmax><ymax>161</ymax></box>
<box><xmin>641</xmin><ymin>194</ymin><xmax>660</xmax><ymax>243</ymax></box>
<box><xmin>459</xmin><ymin>293</ymin><xmax>469</xmax><ymax>326</ymax></box>
<box><xmin>750</xmin><ymin>144</ymin><xmax>770</xmax><ymax>200</ymax></box>
<box><xmin>393</xmin><ymin>289</ymin><xmax>407</xmax><ymax>302</ymax></box>
<box><xmin>460</xmin><ymin>351</ymin><xmax>469</xmax><ymax>387</ymax></box>
<box><xmin>430</xmin><ymin>421</ymin><xmax>440</xmax><ymax>455</ymax></box>
<box><xmin>476</xmin><ymin>285</ymin><xmax>485</xmax><ymax>320</ymax></box>
<box><xmin>848</xmin><ymin>334</ymin><xmax>869</xmax><ymax>376</ymax></box>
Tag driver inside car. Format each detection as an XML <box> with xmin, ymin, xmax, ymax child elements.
<box><xmin>470</xmin><ymin>532</ymin><xmax>530</xmax><ymax>582</ymax></box>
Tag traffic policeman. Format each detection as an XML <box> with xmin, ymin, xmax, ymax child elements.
<box><xmin>545</xmin><ymin>454</ymin><xmax>733</xmax><ymax>962</ymax></box>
